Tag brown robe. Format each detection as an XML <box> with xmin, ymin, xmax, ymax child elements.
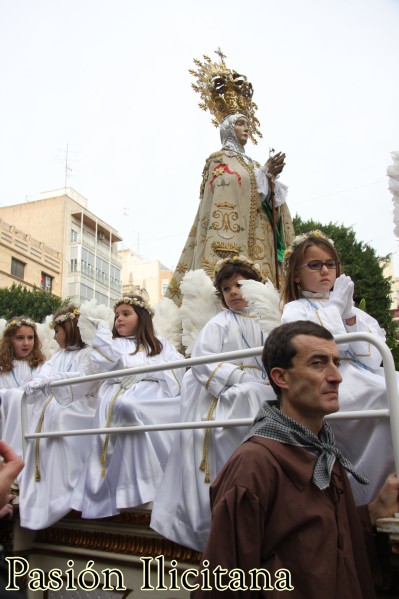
<box><xmin>192</xmin><ymin>436</ymin><xmax>379</xmax><ymax>598</ymax></box>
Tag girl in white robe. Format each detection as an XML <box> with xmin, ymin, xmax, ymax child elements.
<box><xmin>19</xmin><ymin>305</ymin><xmax>98</xmax><ymax>530</ymax></box>
<box><xmin>281</xmin><ymin>231</ymin><xmax>396</xmax><ymax>504</ymax></box>
<box><xmin>0</xmin><ymin>316</ymin><xmax>46</xmax><ymax>457</ymax></box>
<box><xmin>151</xmin><ymin>257</ymin><xmax>275</xmax><ymax>552</ymax></box>
<box><xmin>69</xmin><ymin>294</ymin><xmax>184</xmax><ymax>519</ymax></box>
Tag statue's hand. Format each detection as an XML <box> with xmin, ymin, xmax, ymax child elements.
<box><xmin>266</xmin><ymin>152</ymin><xmax>286</xmax><ymax>177</ymax></box>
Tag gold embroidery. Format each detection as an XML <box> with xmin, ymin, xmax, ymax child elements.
<box><xmin>176</xmin><ymin>262</ymin><xmax>189</xmax><ymax>275</ymax></box>
<box><xmin>215</xmin><ymin>200</ymin><xmax>236</xmax><ymax>209</ymax></box>
<box><xmin>199</xmin><ymin>397</ymin><xmax>218</xmax><ymax>483</ymax></box>
<box><xmin>92</xmin><ymin>345</ymin><xmax>115</xmax><ymax>362</ymax></box>
<box><xmin>166</xmin><ymin>278</ymin><xmax>182</xmax><ymax>302</ymax></box>
<box><xmin>210</xmin><ymin>207</ymin><xmax>242</xmax><ymax>239</ymax></box>
<box><xmin>211</xmin><ymin>241</ymin><xmax>241</xmax><ymax>258</ymax></box>
<box><xmin>100</xmin><ymin>385</ymin><xmax>125</xmax><ymax>478</ymax></box>
<box><xmin>35</xmin><ymin>523</ymin><xmax>202</xmax><ymax>563</ymax></box>
<box><xmin>35</xmin><ymin>395</ymin><xmax>54</xmax><ymax>482</ymax></box>
<box><xmin>202</xmin><ymin>258</ymin><xmax>217</xmax><ymax>278</ymax></box>
<box><xmin>235</xmin><ymin>154</ymin><xmax>258</xmax><ymax>260</ymax></box>
<box><xmin>205</xmin><ymin>363</ymin><xmax>223</xmax><ymax>391</ymax></box>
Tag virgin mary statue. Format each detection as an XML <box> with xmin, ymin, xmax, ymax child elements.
<box><xmin>166</xmin><ymin>50</ymin><xmax>294</xmax><ymax>305</ymax></box>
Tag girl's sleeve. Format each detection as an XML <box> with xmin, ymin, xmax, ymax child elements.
<box><xmin>51</xmin><ymin>348</ymin><xmax>99</xmax><ymax>404</ymax></box>
<box><xmin>282</xmin><ymin>300</ymin><xmax>347</xmax><ymax>336</ymax></box>
<box><xmin>191</xmin><ymin>321</ymin><xmax>256</xmax><ymax>398</ymax></box>
<box><xmin>25</xmin><ymin>350</ymin><xmax>98</xmax><ymax>405</ymax></box>
<box><xmin>151</xmin><ymin>339</ymin><xmax>185</xmax><ymax>396</ymax></box>
<box><xmin>344</xmin><ymin>308</ymin><xmax>386</xmax><ymax>369</ymax></box>
<box><xmin>90</xmin><ymin>324</ymin><xmax>124</xmax><ymax>373</ymax></box>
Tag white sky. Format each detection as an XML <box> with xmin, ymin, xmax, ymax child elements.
<box><xmin>1</xmin><ymin>0</ymin><xmax>398</xmax><ymax>271</ymax></box>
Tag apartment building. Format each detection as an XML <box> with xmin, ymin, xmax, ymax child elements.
<box><xmin>0</xmin><ymin>188</ymin><xmax>122</xmax><ymax>306</ymax></box>
<box><xmin>0</xmin><ymin>217</ymin><xmax>62</xmax><ymax>295</ymax></box>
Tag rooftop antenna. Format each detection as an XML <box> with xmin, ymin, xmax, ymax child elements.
<box><xmin>122</xmin><ymin>206</ymin><xmax>140</xmax><ymax>254</ymax></box>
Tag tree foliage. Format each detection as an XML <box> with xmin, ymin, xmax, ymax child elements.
<box><xmin>293</xmin><ymin>217</ymin><xmax>399</xmax><ymax>364</ymax></box>
<box><xmin>0</xmin><ymin>284</ymin><xmax>65</xmax><ymax>323</ymax></box>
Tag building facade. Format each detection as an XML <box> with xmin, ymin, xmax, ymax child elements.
<box><xmin>119</xmin><ymin>248</ymin><xmax>173</xmax><ymax>304</ymax></box>
<box><xmin>0</xmin><ymin>217</ymin><xmax>62</xmax><ymax>295</ymax></box>
<box><xmin>0</xmin><ymin>188</ymin><xmax>122</xmax><ymax>306</ymax></box>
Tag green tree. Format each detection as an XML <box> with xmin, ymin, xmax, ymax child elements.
<box><xmin>293</xmin><ymin>217</ymin><xmax>399</xmax><ymax>366</ymax></box>
<box><xmin>0</xmin><ymin>284</ymin><xmax>65</xmax><ymax>322</ymax></box>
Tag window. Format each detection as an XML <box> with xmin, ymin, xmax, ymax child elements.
<box><xmin>81</xmin><ymin>247</ymin><xmax>95</xmax><ymax>278</ymax></box>
<box><xmin>41</xmin><ymin>272</ymin><xmax>53</xmax><ymax>293</ymax></box>
<box><xmin>11</xmin><ymin>257</ymin><xmax>25</xmax><ymax>279</ymax></box>
<box><xmin>95</xmin><ymin>290</ymin><xmax>109</xmax><ymax>305</ymax></box>
<box><xmin>80</xmin><ymin>283</ymin><xmax>94</xmax><ymax>301</ymax></box>
<box><xmin>71</xmin><ymin>229</ymin><xmax>78</xmax><ymax>242</ymax></box>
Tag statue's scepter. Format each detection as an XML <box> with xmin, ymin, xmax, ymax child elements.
<box><xmin>266</xmin><ymin>149</ymin><xmax>286</xmax><ymax>291</ymax></box>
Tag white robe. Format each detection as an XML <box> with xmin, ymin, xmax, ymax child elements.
<box><xmin>282</xmin><ymin>291</ymin><xmax>396</xmax><ymax>504</ymax></box>
<box><xmin>0</xmin><ymin>360</ymin><xmax>40</xmax><ymax>458</ymax></box>
<box><xmin>150</xmin><ymin>309</ymin><xmax>275</xmax><ymax>552</ymax></box>
<box><xmin>69</xmin><ymin>325</ymin><xmax>184</xmax><ymax>519</ymax></box>
<box><xmin>19</xmin><ymin>347</ymin><xmax>98</xmax><ymax>530</ymax></box>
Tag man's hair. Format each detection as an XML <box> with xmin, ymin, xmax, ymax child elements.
<box><xmin>262</xmin><ymin>321</ymin><xmax>334</xmax><ymax>398</ymax></box>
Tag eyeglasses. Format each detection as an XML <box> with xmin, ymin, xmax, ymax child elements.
<box><xmin>297</xmin><ymin>260</ymin><xmax>339</xmax><ymax>271</ymax></box>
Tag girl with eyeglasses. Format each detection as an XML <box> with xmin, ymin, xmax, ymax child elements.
<box><xmin>281</xmin><ymin>231</ymin><xmax>395</xmax><ymax>505</ymax></box>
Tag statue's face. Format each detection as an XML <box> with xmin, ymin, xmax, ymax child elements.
<box><xmin>234</xmin><ymin>117</ymin><xmax>249</xmax><ymax>146</ymax></box>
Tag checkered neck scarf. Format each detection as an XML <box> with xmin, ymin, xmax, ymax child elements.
<box><xmin>244</xmin><ymin>401</ymin><xmax>369</xmax><ymax>491</ymax></box>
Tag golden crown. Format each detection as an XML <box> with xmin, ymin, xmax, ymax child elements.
<box><xmin>189</xmin><ymin>48</ymin><xmax>262</xmax><ymax>144</ymax></box>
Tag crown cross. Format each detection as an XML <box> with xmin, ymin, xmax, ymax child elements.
<box><xmin>214</xmin><ymin>47</ymin><xmax>227</xmax><ymax>63</ymax></box>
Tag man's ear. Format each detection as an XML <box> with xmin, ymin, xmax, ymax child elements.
<box><xmin>270</xmin><ymin>367</ymin><xmax>289</xmax><ymax>390</ymax></box>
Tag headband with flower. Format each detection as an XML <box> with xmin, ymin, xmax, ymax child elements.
<box><xmin>213</xmin><ymin>254</ymin><xmax>263</xmax><ymax>281</ymax></box>
<box><xmin>7</xmin><ymin>318</ymin><xmax>36</xmax><ymax>330</ymax></box>
<box><xmin>49</xmin><ymin>308</ymin><xmax>80</xmax><ymax>329</ymax></box>
<box><xmin>114</xmin><ymin>296</ymin><xmax>155</xmax><ymax>317</ymax></box>
<box><xmin>282</xmin><ymin>230</ymin><xmax>334</xmax><ymax>271</ymax></box>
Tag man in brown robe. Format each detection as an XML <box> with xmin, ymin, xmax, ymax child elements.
<box><xmin>192</xmin><ymin>321</ymin><xmax>399</xmax><ymax>598</ymax></box>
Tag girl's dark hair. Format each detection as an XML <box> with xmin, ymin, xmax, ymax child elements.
<box><xmin>282</xmin><ymin>237</ymin><xmax>341</xmax><ymax>305</ymax></box>
<box><xmin>215</xmin><ymin>263</ymin><xmax>262</xmax><ymax>308</ymax></box>
<box><xmin>113</xmin><ymin>295</ymin><xmax>163</xmax><ymax>356</ymax></box>
<box><xmin>0</xmin><ymin>316</ymin><xmax>46</xmax><ymax>372</ymax></box>
<box><xmin>52</xmin><ymin>305</ymin><xmax>86</xmax><ymax>349</ymax></box>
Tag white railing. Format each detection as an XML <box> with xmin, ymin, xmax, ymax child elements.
<box><xmin>22</xmin><ymin>332</ymin><xmax>399</xmax><ymax>472</ymax></box>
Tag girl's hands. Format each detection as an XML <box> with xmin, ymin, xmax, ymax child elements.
<box><xmin>330</xmin><ymin>275</ymin><xmax>354</xmax><ymax>316</ymax></box>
